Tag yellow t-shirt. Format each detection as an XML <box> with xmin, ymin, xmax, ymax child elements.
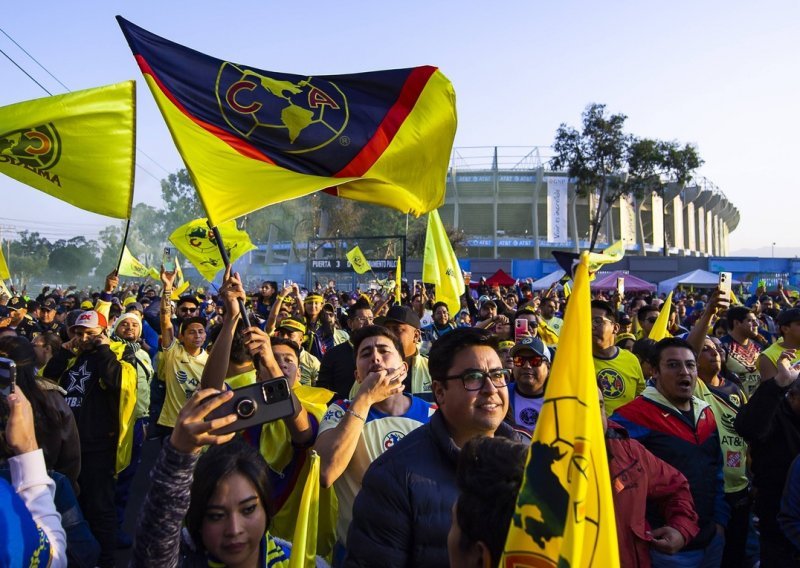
<box><xmin>594</xmin><ymin>347</ymin><xmax>646</xmax><ymax>415</ymax></box>
<box><xmin>156</xmin><ymin>340</ymin><xmax>208</xmax><ymax>427</ymax></box>
<box><xmin>761</xmin><ymin>340</ymin><xmax>800</xmax><ymax>368</ymax></box>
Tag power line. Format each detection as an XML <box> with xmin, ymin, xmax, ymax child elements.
<box><xmin>0</xmin><ymin>46</ymin><xmax>52</xmax><ymax>95</ymax></box>
<box><xmin>0</xmin><ymin>27</ymin><xmax>174</xmax><ymax>181</ymax></box>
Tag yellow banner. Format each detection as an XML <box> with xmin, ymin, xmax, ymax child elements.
<box><xmin>118</xmin><ymin>246</ymin><xmax>149</xmax><ymax>278</ymax></box>
<box><xmin>288</xmin><ymin>450</ymin><xmax>321</xmax><ymax>568</ymax></box>
<box><xmin>0</xmin><ymin>82</ymin><xmax>135</xmax><ymax>219</ymax></box>
<box><xmin>395</xmin><ymin>256</ymin><xmax>402</xmax><ymax>303</ymax></box>
<box><xmin>502</xmin><ymin>252</ymin><xmax>619</xmax><ymax>567</ymax></box>
<box><xmin>421</xmin><ymin>210</ymin><xmax>464</xmax><ymax>316</ymax></box>
<box><xmin>169</xmin><ymin>218</ymin><xmax>255</xmax><ymax>282</ymax></box>
<box><xmin>346</xmin><ymin>246</ymin><xmax>372</xmax><ymax>275</ymax></box>
<box><xmin>0</xmin><ymin>245</ymin><xmax>9</xmax><ymax>280</ymax></box>
<box><xmin>648</xmin><ymin>291</ymin><xmax>674</xmax><ymax>341</ymax></box>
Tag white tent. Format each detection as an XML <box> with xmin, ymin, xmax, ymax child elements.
<box><xmin>657</xmin><ymin>269</ymin><xmax>740</xmax><ymax>295</ymax></box>
<box><xmin>530</xmin><ymin>269</ymin><xmax>566</xmax><ymax>291</ymax></box>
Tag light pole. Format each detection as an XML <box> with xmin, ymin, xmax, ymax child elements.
<box><xmin>772</xmin><ymin>242</ymin><xmax>776</xmax><ymax>258</ymax></box>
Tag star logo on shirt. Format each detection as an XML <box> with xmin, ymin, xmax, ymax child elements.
<box><xmin>66</xmin><ymin>361</ymin><xmax>92</xmax><ymax>394</ymax></box>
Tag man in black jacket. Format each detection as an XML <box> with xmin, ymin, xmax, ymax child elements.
<box><xmin>735</xmin><ymin>347</ymin><xmax>800</xmax><ymax>568</ymax></box>
<box><xmin>317</xmin><ymin>299</ymin><xmax>373</xmax><ymax>401</ymax></box>
<box><xmin>344</xmin><ymin>327</ymin><xmax>527</xmax><ymax>567</ymax></box>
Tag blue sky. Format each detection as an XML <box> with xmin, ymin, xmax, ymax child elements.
<box><xmin>1</xmin><ymin>1</ymin><xmax>797</xmax><ymax>254</ymax></box>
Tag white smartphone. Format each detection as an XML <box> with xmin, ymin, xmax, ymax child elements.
<box><xmin>718</xmin><ymin>272</ymin><xmax>732</xmax><ymax>295</ymax></box>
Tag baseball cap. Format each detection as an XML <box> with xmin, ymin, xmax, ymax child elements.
<box><xmin>80</xmin><ymin>300</ymin><xmax>94</xmax><ymax>310</ymax></box>
<box><xmin>7</xmin><ymin>297</ymin><xmax>25</xmax><ymax>311</ymax></box>
<box><xmin>498</xmin><ymin>340</ymin><xmax>515</xmax><ymax>350</ymax></box>
<box><xmin>125</xmin><ymin>301</ymin><xmax>145</xmax><ymax>314</ymax></box>
<box><xmin>277</xmin><ymin>316</ymin><xmax>306</xmax><ymax>335</ymax></box>
<box><xmin>376</xmin><ymin>305</ymin><xmax>421</xmax><ymax>329</ymax></box>
<box><xmin>42</xmin><ymin>298</ymin><xmax>57</xmax><ymax>311</ymax></box>
<box><xmin>70</xmin><ymin>310</ymin><xmax>108</xmax><ymax>330</ymax></box>
<box><xmin>510</xmin><ymin>335</ymin><xmax>550</xmax><ymax>360</ymax></box>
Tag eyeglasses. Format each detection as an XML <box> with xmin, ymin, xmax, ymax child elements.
<box><xmin>441</xmin><ymin>368</ymin><xmax>511</xmax><ymax>391</ymax></box>
<box><xmin>591</xmin><ymin>317</ymin><xmax>613</xmax><ymax>326</ymax></box>
<box><xmin>513</xmin><ymin>355</ymin><xmax>546</xmax><ymax>368</ymax></box>
<box><xmin>178</xmin><ymin>306</ymin><xmax>198</xmax><ymax>313</ymax></box>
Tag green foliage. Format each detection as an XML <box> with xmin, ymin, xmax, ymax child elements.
<box><xmin>551</xmin><ymin>103</ymin><xmax>704</xmax><ymax>251</ymax></box>
<box><xmin>47</xmin><ymin>236</ymin><xmax>99</xmax><ymax>285</ymax></box>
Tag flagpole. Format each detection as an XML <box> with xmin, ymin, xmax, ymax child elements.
<box><xmin>208</xmin><ymin>221</ymin><xmax>254</xmax><ymax>329</ymax></box>
<box><xmin>115</xmin><ymin>218</ymin><xmax>132</xmax><ymax>273</ymax></box>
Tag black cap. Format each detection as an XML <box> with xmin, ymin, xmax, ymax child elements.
<box><xmin>7</xmin><ymin>297</ymin><xmax>25</xmax><ymax>311</ymax></box>
<box><xmin>376</xmin><ymin>305</ymin><xmax>421</xmax><ymax>329</ymax></box>
<box><xmin>777</xmin><ymin>308</ymin><xmax>800</xmax><ymax>327</ymax></box>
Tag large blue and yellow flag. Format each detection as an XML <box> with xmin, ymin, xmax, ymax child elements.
<box><xmin>422</xmin><ymin>210</ymin><xmax>464</xmax><ymax>317</ymax></box>
<box><xmin>169</xmin><ymin>218</ymin><xmax>255</xmax><ymax>282</ymax></box>
<box><xmin>117</xmin><ymin>17</ymin><xmax>457</xmax><ymax>227</ymax></box>
<box><xmin>502</xmin><ymin>252</ymin><xmax>619</xmax><ymax>567</ymax></box>
<box><xmin>0</xmin><ymin>82</ymin><xmax>135</xmax><ymax>219</ymax></box>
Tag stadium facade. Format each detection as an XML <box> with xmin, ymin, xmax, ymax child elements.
<box><xmin>439</xmin><ymin>147</ymin><xmax>739</xmax><ymax>259</ymax></box>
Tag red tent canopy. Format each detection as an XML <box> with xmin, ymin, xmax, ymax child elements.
<box><xmin>591</xmin><ymin>271</ymin><xmax>656</xmax><ymax>292</ymax></box>
<box><xmin>484</xmin><ymin>269</ymin><xmax>517</xmax><ymax>287</ymax></box>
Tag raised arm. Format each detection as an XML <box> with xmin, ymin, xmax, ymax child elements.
<box><xmin>159</xmin><ymin>266</ymin><xmax>177</xmax><ymax>349</ymax></box>
<box><xmin>200</xmin><ymin>267</ymin><xmax>244</xmax><ymax>391</ymax></box>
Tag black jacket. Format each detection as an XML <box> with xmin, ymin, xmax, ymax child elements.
<box><xmin>47</xmin><ymin>345</ymin><xmax>124</xmax><ymax>455</ymax></box>
<box><xmin>344</xmin><ymin>410</ymin><xmax>526</xmax><ymax>568</ymax></box>
<box><xmin>316</xmin><ymin>341</ymin><xmax>355</xmax><ymax>402</ymax></box>
<box><xmin>735</xmin><ymin>379</ymin><xmax>800</xmax><ymax>539</ymax></box>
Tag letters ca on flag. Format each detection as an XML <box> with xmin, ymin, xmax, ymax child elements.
<box><xmin>117</xmin><ymin>17</ymin><xmax>456</xmax><ymax>226</ymax></box>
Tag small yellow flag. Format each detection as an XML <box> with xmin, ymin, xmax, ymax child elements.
<box><xmin>118</xmin><ymin>246</ymin><xmax>149</xmax><ymax>278</ymax></box>
<box><xmin>171</xmin><ymin>281</ymin><xmax>191</xmax><ymax>300</ymax></box>
<box><xmin>648</xmin><ymin>291</ymin><xmax>674</xmax><ymax>341</ymax></box>
<box><xmin>422</xmin><ymin>210</ymin><xmax>464</xmax><ymax>316</ymax></box>
<box><xmin>346</xmin><ymin>246</ymin><xmax>372</xmax><ymax>275</ymax></box>
<box><xmin>288</xmin><ymin>451</ymin><xmax>321</xmax><ymax>568</ymax></box>
<box><xmin>0</xmin><ymin>82</ymin><xmax>135</xmax><ymax>219</ymax></box>
<box><xmin>148</xmin><ymin>267</ymin><xmax>160</xmax><ymax>280</ymax></box>
<box><xmin>395</xmin><ymin>256</ymin><xmax>402</xmax><ymax>303</ymax></box>
<box><xmin>169</xmin><ymin>218</ymin><xmax>255</xmax><ymax>282</ymax></box>
<box><xmin>0</xmin><ymin>245</ymin><xmax>9</xmax><ymax>280</ymax></box>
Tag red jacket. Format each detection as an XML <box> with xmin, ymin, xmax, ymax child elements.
<box><xmin>607</xmin><ymin>420</ymin><xmax>700</xmax><ymax>567</ymax></box>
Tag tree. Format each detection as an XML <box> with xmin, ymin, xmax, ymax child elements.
<box><xmin>48</xmin><ymin>236</ymin><xmax>99</xmax><ymax>285</ymax></box>
<box><xmin>161</xmin><ymin>169</ymin><xmax>205</xmax><ymax>230</ymax></box>
<box><xmin>551</xmin><ymin>103</ymin><xmax>629</xmax><ymax>251</ymax></box>
<box><xmin>6</xmin><ymin>231</ymin><xmax>51</xmax><ymax>285</ymax></box>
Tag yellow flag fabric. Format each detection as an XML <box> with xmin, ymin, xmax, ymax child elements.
<box><xmin>648</xmin><ymin>291</ymin><xmax>674</xmax><ymax>341</ymax></box>
<box><xmin>169</xmin><ymin>218</ymin><xmax>255</xmax><ymax>282</ymax></box>
<box><xmin>118</xmin><ymin>246</ymin><xmax>149</xmax><ymax>278</ymax></box>
<box><xmin>0</xmin><ymin>82</ymin><xmax>135</xmax><ymax>219</ymax></box>
<box><xmin>395</xmin><ymin>256</ymin><xmax>402</xmax><ymax>303</ymax></box>
<box><xmin>108</xmin><ymin>341</ymin><xmax>138</xmax><ymax>474</ymax></box>
<box><xmin>422</xmin><ymin>210</ymin><xmax>464</xmax><ymax>316</ymax></box>
<box><xmin>587</xmin><ymin>240</ymin><xmax>625</xmax><ymax>277</ymax></box>
<box><xmin>118</xmin><ymin>18</ymin><xmax>456</xmax><ymax>227</ymax></box>
<box><xmin>502</xmin><ymin>252</ymin><xmax>620</xmax><ymax>568</ymax></box>
<box><xmin>148</xmin><ymin>267</ymin><xmax>160</xmax><ymax>280</ymax></box>
<box><xmin>0</xmin><ymin>246</ymin><xmax>9</xmax><ymax>280</ymax></box>
<box><xmin>346</xmin><ymin>246</ymin><xmax>371</xmax><ymax>275</ymax></box>
<box><xmin>170</xmin><ymin>281</ymin><xmax>190</xmax><ymax>300</ymax></box>
<box><xmin>175</xmin><ymin>254</ymin><xmax>185</xmax><ymax>286</ymax></box>
<box><xmin>289</xmin><ymin>451</ymin><xmax>321</xmax><ymax>568</ymax></box>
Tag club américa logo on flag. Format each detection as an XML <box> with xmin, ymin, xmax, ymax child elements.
<box><xmin>216</xmin><ymin>63</ymin><xmax>349</xmax><ymax>153</ymax></box>
<box><xmin>185</xmin><ymin>225</ymin><xmax>218</xmax><ymax>254</ymax></box>
<box><xmin>0</xmin><ymin>123</ymin><xmax>62</xmax><ymax>186</ymax></box>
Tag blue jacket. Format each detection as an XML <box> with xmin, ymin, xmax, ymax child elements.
<box><xmin>344</xmin><ymin>410</ymin><xmax>527</xmax><ymax>567</ymax></box>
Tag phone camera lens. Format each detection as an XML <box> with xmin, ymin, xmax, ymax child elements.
<box><xmin>236</xmin><ymin>398</ymin><xmax>257</xmax><ymax>419</ymax></box>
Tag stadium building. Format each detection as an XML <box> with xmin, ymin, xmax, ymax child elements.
<box><xmin>439</xmin><ymin>147</ymin><xmax>740</xmax><ymax>259</ymax></box>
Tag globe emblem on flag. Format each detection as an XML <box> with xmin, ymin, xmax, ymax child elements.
<box><xmin>185</xmin><ymin>226</ymin><xmax>218</xmax><ymax>254</ymax></box>
<box><xmin>0</xmin><ymin>123</ymin><xmax>61</xmax><ymax>170</ymax></box>
<box><xmin>217</xmin><ymin>63</ymin><xmax>348</xmax><ymax>154</ymax></box>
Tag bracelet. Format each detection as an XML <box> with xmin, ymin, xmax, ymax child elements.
<box><xmin>346</xmin><ymin>408</ymin><xmax>366</xmax><ymax>422</ymax></box>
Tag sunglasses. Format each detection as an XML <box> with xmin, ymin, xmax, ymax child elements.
<box><xmin>513</xmin><ymin>355</ymin><xmax>546</xmax><ymax>368</ymax></box>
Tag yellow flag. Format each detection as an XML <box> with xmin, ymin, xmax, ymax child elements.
<box><xmin>0</xmin><ymin>246</ymin><xmax>9</xmax><ymax>280</ymax></box>
<box><xmin>171</xmin><ymin>280</ymin><xmax>191</xmax><ymax>300</ymax></box>
<box><xmin>288</xmin><ymin>450</ymin><xmax>321</xmax><ymax>568</ymax></box>
<box><xmin>169</xmin><ymin>218</ymin><xmax>255</xmax><ymax>282</ymax></box>
<box><xmin>118</xmin><ymin>246</ymin><xmax>149</xmax><ymax>278</ymax></box>
<box><xmin>502</xmin><ymin>252</ymin><xmax>619</xmax><ymax>568</ymax></box>
<box><xmin>0</xmin><ymin>82</ymin><xmax>135</xmax><ymax>219</ymax></box>
<box><xmin>346</xmin><ymin>246</ymin><xmax>372</xmax><ymax>275</ymax></box>
<box><xmin>421</xmin><ymin>210</ymin><xmax>464</xmax><ymax>316</ymax></box>
<box><xmin>587</xmin><ymin>240</ymin><xmax>625</xmax><ymax>278</ymax></box>
<box><xmin>395</xmin><ymin>256</ymin><xmax>402</xmax><ymax>303</ymax></box>
<box><xmin>175</xmin><ymin>254</ymin><xmax>185</xmax><ymax>286</ymax></box>
<box><xmin>648</xmin><ymin>291</ymin><xmax>674</xmax><ymax>341</ymax></box>
<box><xmin>148</xmin><ymin>267</ymin><xmax>160</xmax><ymax>280</ymax></box>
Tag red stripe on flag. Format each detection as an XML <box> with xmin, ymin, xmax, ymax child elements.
<box><xmin>334</xmin><ymin>66</ymin><xmax>437</xmax><ymax>178</ymax></box>
<box><xmin>135</xmin><ymin>55</ymin><xmax>277</xmax><ymax>166</ymax></box>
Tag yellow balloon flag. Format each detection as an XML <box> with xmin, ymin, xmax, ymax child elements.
<box><xmin>169</xmin><ymin>218</ymin><xmax>255</xmax><ymax>282</ymax></box>
<box><xmin>648</xmin><ymin>291</ymin><xmax>674</xmax><ymax>341</ymax></box>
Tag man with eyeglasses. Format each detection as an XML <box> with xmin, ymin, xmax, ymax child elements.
<box><xmin>592</xmin><ymin>300</ymin><xmax>646</xmax><ymax>416</ymax></box>
<box><xmin>345</xmin><ymin>327</ymin><xmax>526</xmax><ymax>568</ymax></box>
<box><xmin>720</xmin><ymin>306</ymin><xmax>765</xmax><ymax>397</ymax></box>
<box><xmin>317</xmin><ymin>299</ymin><xmax>373</xmax><ymax>401</ymax></box>
<box><xmin>506</xmin><ymin>336</ymin><xmax>550</xmax><ymax>435</ymax></box>
<box><xmin>315</xmin><ymin>325</ymin><xmax>435</xmax><ymax>564</ymax></box>
<box><xmin>612</xmin><ymin>337</ymin><xmax>728</xmax><ymax>568</ymax></box>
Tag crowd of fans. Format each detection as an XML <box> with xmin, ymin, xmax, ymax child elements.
<box><xmin>1</xmin><ymin>268</ymin><xmax>800</xmax><ymax>567</ymax></box>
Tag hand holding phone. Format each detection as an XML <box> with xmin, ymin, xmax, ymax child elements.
<box><xmin>205</xmin><ymin>378</ymin><xmax>295</xmax><ymax>435</ymax></box>
<box><xmin>515</xmin><ymin>318</ymin><xmax>529</xmax><ymax>340</ymax></box>
<box><xmin>718</xmin><ymin>272</ymin><xmax>732</xmax><ymax>296</ymax></box>
<box><xmin>162</xmin><ymin>247</ymin><xmax>175</xmax><ymax>272</ymax></box>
